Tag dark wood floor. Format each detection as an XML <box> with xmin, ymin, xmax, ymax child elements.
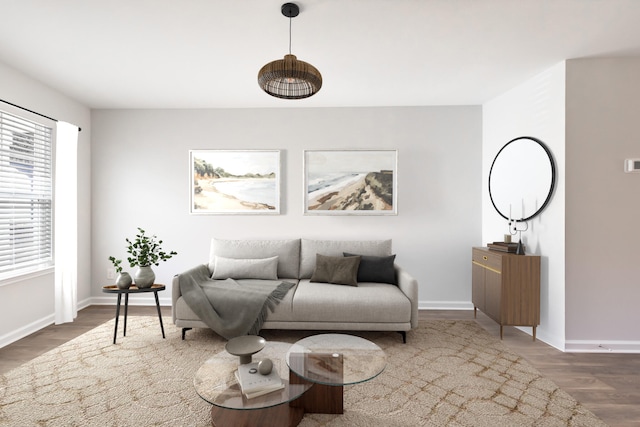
<box><xmin>1</xmin><ymin>306</ymin><xmax>638</xmax><ymax>427</ymax></box>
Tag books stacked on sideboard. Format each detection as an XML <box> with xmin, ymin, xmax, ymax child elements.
<box><xmin>487</xmin><ymin>242</ymin><xmax>521</xmax><ymax>253</ymax></box>
<box><xmin>235</xmin><ymin>362</ymin><xmax>284</xmax><ymax>399</ymax></box>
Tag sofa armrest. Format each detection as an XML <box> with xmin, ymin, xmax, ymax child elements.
<box><xmin>395</xmin><ymin>265</ymin><xmax>419</xmax><ymax>329</ymax></box>
<box><xmin>171</xmin><ymin>273</ymin><xmax>180</xmax><ymax>325</ymax></box>
<box><xmin>172</xmin><ymin>263</ymin><xmax>207</xmax><ymax>324</ymax></box>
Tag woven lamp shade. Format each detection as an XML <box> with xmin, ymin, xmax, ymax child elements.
<box><xmin>258</xmin><ymin>54</ymin><xmax>322</xmax><ymax>99</ymax></box>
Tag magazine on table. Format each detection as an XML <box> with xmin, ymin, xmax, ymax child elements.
<box><xmin>235</xmin><ymin>362</ymin><xmax>284</xmax><ymax>399</ymax></box>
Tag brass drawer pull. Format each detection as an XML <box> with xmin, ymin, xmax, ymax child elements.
<box><xmin>483</xmin><ymin>256</ymin><xmax>488</xmax><ymax>260</ymax></box>
<box><xmin>472</xmin><ymin>260</ymin><xmax>501</xmax><ymax>274</ymax></box>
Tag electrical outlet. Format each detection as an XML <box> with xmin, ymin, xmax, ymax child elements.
<box><xmin>106</xmin><ymin>268</ymin><xmax>115</xmax><ymax>280</ymax></box>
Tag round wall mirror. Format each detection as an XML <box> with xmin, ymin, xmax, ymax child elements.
<box><xmin>488</xmin><ymin>136</ymin><xmax>556</xmax><ymax>222</ymax></box>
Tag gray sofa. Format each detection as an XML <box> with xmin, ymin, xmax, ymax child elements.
<box><xmin>172</xmin><ymin>238</ymin><xmax>419</xmax><ymax>342</ymax></box>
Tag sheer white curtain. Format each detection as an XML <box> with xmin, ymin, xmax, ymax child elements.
<box><xmin>54</xmin><ymin>121</ymin><xmax>79</xmax><ymax>324</ymax></box>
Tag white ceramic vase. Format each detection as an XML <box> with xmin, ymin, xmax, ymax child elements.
<box><xmin>134</xmin><ymin>266</ymin><xmax>155</xmax><ymax>288</ymax></box>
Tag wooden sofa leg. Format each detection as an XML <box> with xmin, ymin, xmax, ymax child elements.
<box><xmin>398</xmin><ymin>331</ymin><xmax>407</xmax><ymax>343</ymax></box>
<box><xmin>182</xmin><ymin>328</ymin><xmax>192</xmax><ymax>340</ymax></box>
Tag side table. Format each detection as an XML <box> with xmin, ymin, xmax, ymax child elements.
<box><xmin>101</xmin><ymin>284</ymin><xmax>166</xmax><ymax>344</ymax></box>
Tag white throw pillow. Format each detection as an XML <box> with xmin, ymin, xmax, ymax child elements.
<box><xmin>212</xmin><ymin>255</ymin><xmax>279</xmax><ymax>280</ymax></box>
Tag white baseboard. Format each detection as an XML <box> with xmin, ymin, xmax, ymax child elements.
<box><xmin>0</xmin><ymin>314</ymin><xmax>54</xmax><ymax>348</ymax></box>
<box><xmin>565</xmin><ymin>340</ymin><xmax>640</xmax><ymax>353</ymax></box>
<box><xmin>0</xmin><ymin>297</ymin><xmax>92</xmax><ymax>348</ymax></box>
<box><xmin>419</xmin><ymin>301</ymin><xmax>474</xmax><ymax>311</ymax></box>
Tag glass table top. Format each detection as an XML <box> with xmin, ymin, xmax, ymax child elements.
<box><xmin>285</xmin><ymin>333</ymin><xmax>387</xmax><ymax>386</ymax></box>
<box><xmin>194</xmin><ymin>341</ymin><xmax>311</xmax><ymax>411</ymax></box>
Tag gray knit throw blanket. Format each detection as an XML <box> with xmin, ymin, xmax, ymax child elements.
<box><xmin>178</xmin><ymin>264</ymin><xmax>295</xmax><ymax>340</ymax></box>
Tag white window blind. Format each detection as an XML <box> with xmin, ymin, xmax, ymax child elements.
<box><xmin>0</xmin><ymin>110</ymin><xmax>53</xmax><ymax>278</ymax></box>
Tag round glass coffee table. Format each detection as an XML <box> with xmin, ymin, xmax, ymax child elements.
<box><xmin>194</xmin><ymin>341</ymin><xmax>311</xmax><ymax>427</ymax></box>
<box><xmin>286</xmin><ymin>333</ymin><xmax>387</xmax><ymax>415</ymax></box>
<box><xmin>195</xmin><ymin>334</ymin><xmax>386</xmax><ymax>426</ymax></box>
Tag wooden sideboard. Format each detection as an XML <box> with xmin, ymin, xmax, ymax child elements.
<box><xmin>471</xmin><ymin>247</ymin><xmax>540</xmax><ymax>340</ymax></box>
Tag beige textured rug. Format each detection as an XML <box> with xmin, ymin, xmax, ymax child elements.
<box><xmin>0</xmin><ymin>317</ymin><xmax>606</xmax><ymax>427</ymax></box>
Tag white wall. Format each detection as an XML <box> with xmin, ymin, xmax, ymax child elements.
<box><xmin>482</xmin><ymin>63</ymin><xmax>567</xmax><ymax>350</ymax></box>
<box><xmin>90</xmin><ymin>107</ymin><xmax>482</xmax><ymax>309</ymax></box>
<box><xmin>564</xmin><ymin>58</ymin><xmax>640</xmax><ymax>352</ymax></box>
<box><xmin>0</xmin><ymin>61</ymin><xmax>91</xmax><ymax>347</ymax></box>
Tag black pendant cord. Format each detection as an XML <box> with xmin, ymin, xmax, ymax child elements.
<box><xmin>0</xmin><ymin>98</ymin><xmax>82</xmax><ymax>131</ymax></box>
<box><xmin>288</xmin><ymin>15</ymin><xmax>292</xmax><ymax>55</ymax></box>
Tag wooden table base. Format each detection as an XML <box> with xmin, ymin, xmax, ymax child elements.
<box><xmin>211</xmin><ymin>403</ymin><xmax>304</xmax><ymax>427</ymax></box>
<box><xmin>288</xmin><ymin>352</ymin><xmax>344</xmax><ymax>415</ymax></box>
<box><xmin>209</xmin><ymin>353</ymin><xmax>346</xmax><ymax>427</ymax></box>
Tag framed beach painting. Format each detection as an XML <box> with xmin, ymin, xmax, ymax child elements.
<box><xmin>304</xmin><ymin>149</ymin><xmax>398</xmax><ymax>215</ymax></box>
<box><xmin>190</xmin><ymin>150</ymin><xmax>280</xmax><ymax>214</ymax></box>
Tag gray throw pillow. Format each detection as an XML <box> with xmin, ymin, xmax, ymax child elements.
<box><xmin>310</xmin><ymin>254</ymin><xmax>361</xmax><ymax>286</ymax></box>
<box><xmin>343</xmin><ymin>252</ymin><xmax>397</xmax><ymax>285</ymax></box>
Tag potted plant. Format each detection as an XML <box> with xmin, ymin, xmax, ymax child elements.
<box><xmin>109</xmin><ymin>256</ymin><xmax>132</xmax><ymax>289</ymax></box>
<box><xmin>125</xmin><ymin>228</ymin><xmax>177</xmax><ymax>288</ymax></box>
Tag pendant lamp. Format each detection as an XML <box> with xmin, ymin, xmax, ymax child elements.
<box><xmin>258</xmin><ymin>3</ymin><xmax>322</xmax><ymax>99</ymax></box>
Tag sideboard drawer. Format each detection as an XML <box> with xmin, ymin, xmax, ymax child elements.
<box><xmin>472</xmin><ymin>247</ymin><xmax>501</xmax><ymax>272</ymax></box>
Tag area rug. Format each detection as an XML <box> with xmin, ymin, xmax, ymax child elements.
<box><xmin>0</xmin><ymin>317</ymin><xmax>606</xmax><ymax>427</ymax></box>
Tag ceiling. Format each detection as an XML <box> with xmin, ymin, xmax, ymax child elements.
<box><xmin>2</xmin><ymin>0</ymin><xmax>640</xmax><ymax>109</ymax></box>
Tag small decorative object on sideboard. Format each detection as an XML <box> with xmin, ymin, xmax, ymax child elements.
<box><xmin>487</xmin><ymin>242</ymin><xmax>523</xmax><ymax>253</ymax></box>
<box><xmin>124</xmin><ymin>228</ymin><xmax>177</xmax><ymax>289</ymax></box>
<box><xmin>108</xmin><ymin>256</ymin><xmax>132</xmax><ymax>289</ymax></box>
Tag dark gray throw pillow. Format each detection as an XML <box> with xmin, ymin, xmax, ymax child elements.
<box><xmin>343</xmin><ymin>252</ymin><xmax>397</xmax><ymax>285</ymax></box>
<box><xmin>310</xmin><ymin>254</ymin><xmax>361</xmax><ymax>286</ymax></box>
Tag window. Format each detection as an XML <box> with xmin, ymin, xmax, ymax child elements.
<box><xmin>0</xmin><ymin>110</ymin><xmax>53</xmax><ymax>279</ymax></box>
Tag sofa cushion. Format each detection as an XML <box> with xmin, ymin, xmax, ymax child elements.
<box><xmin>291</xmin><ymin>279</ymin><xmax>411</xmax><ymax>324</ymax></box>
<box><xmin>211</xmin><ymin>255</ymin><xmax>279</xmax><ymax>280</ymax></box>
<box><xmin>300</xmin><ymin>239</ymin><xmax>392</xmax><ymax>279</ymax></box>
<box><xmin>344</xmin><ymin>252</ymin><xmax>397</xmax><ymax>285</ymax></box>
<box><xmin>209</xmin><ymin>239</ymin><xmax>300</xmax><ymax>278</ymax></box>
<box><xmin>310</xmin><ymin>254</ymin><xmax>361</xmax><ymax>286</ymax></box>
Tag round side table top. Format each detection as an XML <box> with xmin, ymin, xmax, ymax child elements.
<box><xmin>102</xmin><ymin>284</ymin><xmax>165</xmax><ymax>293</ymax></box>
<box><xmin>286</xmin><ymin>333</ymin><xmax>386</xmax><ymax>386</ymax></box>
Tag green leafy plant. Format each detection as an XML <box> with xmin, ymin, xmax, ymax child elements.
<box><xmin>108</xmin><ymin>256</ymin><xmax>123</xmax><ymax>273</ymax></box>
<box><xmin>125</xmin><ymin>227</ymin><xmax>177</xmax><ymax>267</ymax></box>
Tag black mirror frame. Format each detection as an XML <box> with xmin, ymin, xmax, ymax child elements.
<box><xmin>488</xmin><ymin>136</ymin><xmax>556</xmax><ymax>222</ymax></box>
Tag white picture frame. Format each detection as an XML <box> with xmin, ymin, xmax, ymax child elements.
<box><xmin>190</xmin><ymin>150</ymin><xmax>281</xmax><ymax>214</ymax></box>
<box><xmin>303</xmin><ymin>149</ymin><xmax>398</xmax><ymax>215</ymax></box>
